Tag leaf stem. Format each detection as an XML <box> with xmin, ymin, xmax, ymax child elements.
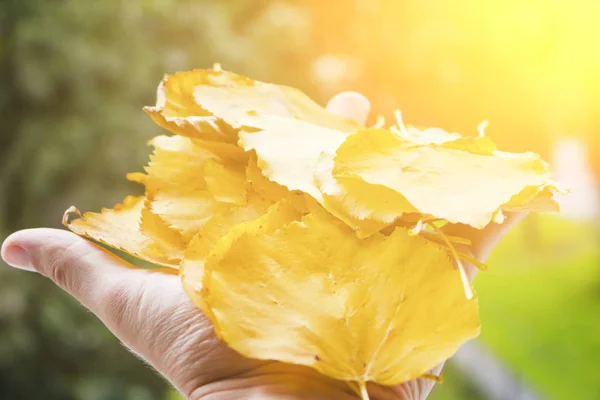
<box><xmin>428</xmin><ymin>222</ymin><xmax>474</xmax><ymax>300</ymax></box>
<box><xmin>359</xmin><ymin>382</ymin><xmax>370</xmax><ymax>400</ymax></box>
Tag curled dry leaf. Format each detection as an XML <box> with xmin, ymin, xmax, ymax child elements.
<box><xmin>63</xmin><ymin>196</ymin><xmax>184</xmax><ymax>268</ymax></box>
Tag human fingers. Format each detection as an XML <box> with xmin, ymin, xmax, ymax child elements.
<box><xmin>326</xmin><ymin>91</ymin><xmax>371</xmax><ymax>125</ymax></box>
<box><xmin>443</xmin><ymin>212</ymin><xmax>529</xmax><ymax>264</ymax></box>
<box><xmin>0</xmin><ymin>228</ymin><xmax>208</xmax><ymax>396</ymax></box>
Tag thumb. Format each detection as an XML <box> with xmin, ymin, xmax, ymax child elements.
<box><xmin>442</xmin><ymin>212</ymin><xmax>529</xmax><ymax>282</ymax></box>
<box><xmin>326</xmin><ymin>91</ymin><xmax>371</xmax><ymax>126</ymax></box>
<box><xmin>443</xmin><ymin>212</ymin><xmax>529</xmax><ymax>263</ymax></box>
<box><xmin>1</xmin><ymin>229</ymin><xmax>215</xmax><ymax>395</ymax></box>
<box><xmin>0</xmin><ymin>229</ymin><xmax>197</xmax><ymax>387</ymax></box>
<box><xmin>1</xmin><ymin>228</ymin><xmax>159</xmax><ymax>316</ymax></box>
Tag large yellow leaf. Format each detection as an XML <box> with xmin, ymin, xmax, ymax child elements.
<box><xmin>144</xmin><ymin>68</ymin><xmax>359</xmax><ymax>141</ymax></box>
<box><xmin>200</xmin><ymin>203</ymin><xmax>480</xmax><ymax>389</ymax></box>
<box><xmin>332</xmin><ymin>128</ymin><xmax>558</xmax><ymax>229</ymax></box>
<box><xmin>64</xmin><ymin>196</ymin><xmax>184</xmax><ymax>268</ymax></box>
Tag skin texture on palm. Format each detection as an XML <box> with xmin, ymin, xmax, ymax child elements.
<box><xmin>0</xmin><ymin>93</ymin><xmax>525</xmax><ymax>400</ymax></box>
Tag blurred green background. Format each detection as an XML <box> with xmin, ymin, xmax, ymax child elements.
<box><xmin>1</xmin><ymin>1</ymin><xmax>598</xmax><ymax>399</ymax></box>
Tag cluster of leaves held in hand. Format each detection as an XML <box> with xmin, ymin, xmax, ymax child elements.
<box><xmin>63</xmin><ymin>66</ymin><xmax>559</xmax><ymax>398</ymax></box>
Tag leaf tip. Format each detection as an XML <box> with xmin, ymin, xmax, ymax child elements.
<box><xmin>62</xmin><ymin>206</ymin><xmax>82</xmax><ymax>227</ymax></box>
<box><xmin>477</xmin><ymin>120</ymin><xmax>489</xmax><ymax>137</ymax></box>
<box><xmin>421</xmin><ymin>373</ymin><xmax>444</xmax><ymax>384</ymax></box>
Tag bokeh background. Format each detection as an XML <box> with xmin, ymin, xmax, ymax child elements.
<box><xmin>1</xmin><ymin>1</ymin><xmax>598</xmax><ymax>399</ymax></box>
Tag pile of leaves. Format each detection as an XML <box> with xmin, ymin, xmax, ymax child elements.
<box><xmin>63</xmin><ymin>66</ymin><xmax>559</xmax><ymax>399</ymax></box>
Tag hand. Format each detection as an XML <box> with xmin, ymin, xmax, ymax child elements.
<box><xmin>0</xmin><ymin>93</ymin><xmax>526</xmax><ymax>400</ymax></box>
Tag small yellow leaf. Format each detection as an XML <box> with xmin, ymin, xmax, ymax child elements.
<box><xmin>131</xmin><ymin>135</ymin><xmax>248</xmax><ymax>241</ymax></box>
<box><xmin>65</xmin><ymin>196</ymin><xmax>184</xmax><ymax>268</ymax></box>
<box><xmin>441</xmin><ymin>136</ymin><xmax>498</xmax><ymax>155</ymax></box>
<box><xmin>150</xmin><ymin>193</ymin><xmax>227</xmax><ymax>242</ymax></box>
<box><xmin>144</xmin><ymin>76</ymin><xmax>236</xmax><ymax>142</ymax></box>
<box><xmin>201</xmin><ymin>204</ymin><xmax>480</xmax><ymax>386</ymax></box>
<box><xmin>140</xmin><ymin>201</ymin><xmax>187</xmax><ymax>262</ymax></box>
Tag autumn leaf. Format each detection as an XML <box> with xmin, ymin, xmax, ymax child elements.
<box><xmin>63</xmin><ymin>196</ymin><xmax>184</xmax><ymax>268</ymax></box>
<box><xmin>181</xmin><ymin>195</ymin><xmax>303</xmax><ymax>309</ymax></box>
<box><xmin>144</xmin><ymin>74</ymin><xmax>236</xmax><ymax>143</ymax></box>
<box><xmin>144</xmin><ymin>67</ymin><xmax>359</xmax><ymax>142</ymax></box>
<box><xmin>128</xmin><ymin>135</ymin><xmax>248</xmax><ymax>242</ymax></box>
<box><xmin>315</xmin><ymin>149</ymin><xmax>413</xmax><ymax>237</ymax></box>
<box><xmin>239</xmin><ymin>116</ymin><xmax>351</xmax><ymax>201</ymax></box>
<box><xmin>239</xmin><ymin>116</ymin><xmax>394</xmax><ymax>238</ymax></box>
<box><xmin>198</xmin><ymin>202</ymin><xmax>480</xmax><ymax>391</ymax></box>
<box><xmin>329</xmin><ymin>127</ymin><xmax>559</xmax><ymax>229</ymax></box>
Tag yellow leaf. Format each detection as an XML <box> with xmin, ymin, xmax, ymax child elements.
<box><xmin>130</xmin><ymin>135</ymin><xmax>248</xmax><ymax>241</ymax></box>
<box><xmin>441</xmin><ymin>136</ymin><xmax>498</xmax><ymax>155</ymax></box>
<box><xmin>200</xmin><ymin>204</ymin><xmax>480</xmax><ymax>387</ymax></box>
<box><xmin>144</xmin><ymin>76</ymin><xmax>236</xmax><ymax>142</ymax></box>
<box><xmin>393</xmin><ymin>124</ymin><xmax>462</xmax><ymax>146</ymax></box>
<box><xmin>145</xmin><ymin>69</ymin><xmax>359</xmax><ymax>140</ymax></box>
<box><xmin>239</xmin><ymin>116</ymin><xmax>350</xmax><ymax>201</ymax></box>
<box><xmin>246</xmin><ymin>154</ymin><xmax>291</xmax><ymax>203</ymax></box>
<box><xmin>502</xmin><ymin>185</ymin><xmax>560</xmax><ymax>213</ymax></box>
<box><xmin>181</xmin><ymin>194</ymin><xmax>295</xmax><ymax>308</ymax></box>
<box><xmin>64</xmin><ymin>196</ymin><xmax>184</xmax><ymax>268</ymax></box>
<box><xmin>150</xmin><ymin>193</ymin><xmax>227</xmax><ymax>242</ymax></box>
<box><xmin>240</xmin><ymin>119</ymin><xmax>403</xmax><ymax>237</ymax></box>
<box><xmin>140</xmin><ymin>202</ymin><xmax>187</xmax><ymax>263</ymax></box>
<box><xmin>392</xmin><ymin>112</ymin><xmax>497</xmax><ymax>153</ymax></box>
<box><xmin>204</xmin><ymin>159</ymin><xmax>247</xmax><ymax>205</ymax></box>
<box><xmin>316</xmin><ymin>148</ymin><xmax>414</xmax><ymax>237</ymax></box>
<box><xmin>332</xmin><ymin>128</ymin><xmax>558</xmax><ymax>229</ymax></box>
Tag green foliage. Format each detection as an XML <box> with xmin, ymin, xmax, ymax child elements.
<box><xmin>477</xmin><ymin>216</ymin><xmax>600</xmax><ymax>400</ymax></box>
<box><xmin>429</xmin><ymin>364</ymin><xmax>486</xmax><ymax>400</ymax></box>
